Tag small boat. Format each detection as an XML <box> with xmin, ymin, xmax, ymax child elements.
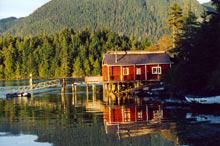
<box><xmin>6</xmin><ymin>92</ymin><xmax>31</xmax><ymax>98</ymax></box>
<box><xmin>185</xmin><ymin>95</ymin><xmax>220</xmax><ymax>104</ymax></box>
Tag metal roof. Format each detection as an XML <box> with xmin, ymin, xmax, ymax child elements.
<box><xmin>103</xmin><ymin>52</ymin><xmax>172</xmax><ymax>65</ymax></box>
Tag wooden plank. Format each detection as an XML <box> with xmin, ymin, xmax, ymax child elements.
<box><xmin>85</xmin><ymin>76</ymin><xmax>103</xmax><ymax>83</ymax></box>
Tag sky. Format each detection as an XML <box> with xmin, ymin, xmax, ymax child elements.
<box><xmin>0</xmin><ymin>0</ymin><xmax>51</xmax><ymax>19</ymax></box>
<box><xmin>0</xmin><ymin>0</ymin><xmax>212</xmax><ymax>19</ymax></box>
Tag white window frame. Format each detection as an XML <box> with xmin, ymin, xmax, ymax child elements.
<box><xmin>136</xmin><ymin>68</ymin><xmax>141</xmax><ymax>75</ymax></box>
<box><xmin>152</xmin><ymin>67</ymin><xmax>162</xmax><ymax>74</ymax></box>
<box><xmin>123</xmin><ymin>67</ymin><xmax>129</xmax><ymax>75</ymax></box>
<box><xmin>124</xmin><ymin>109</ymin><xmax>131</xmax><ymax>122</ymax></box>
<box><xmin>138</xmin><ymin>111</ymin><xmax>142</xmax><ymax>120</ymax></box>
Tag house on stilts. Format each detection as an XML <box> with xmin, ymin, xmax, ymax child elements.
<box><xmin>102</xmin><ymin>51</ymin><xmax>173</xmax><ymax>92</ymax></box>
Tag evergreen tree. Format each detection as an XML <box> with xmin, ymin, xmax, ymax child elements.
<box><xmin>0</xmin><ymin>65</ymin><xmax>4</xmax><ymax>79</ymax></box>
<box><xmin>72</xmin><ymin>57</ymin><xmax>84</xmax><ymax>76</ymax></box>
<box><xmin>3</xmin><ymin>44</ymin><xmax>15</xmax><ymax>79</ymax></box>
<box><xmin>141</xmin><ymin>36</ymin><xmax>152</xmax><ymax>50</ymax></box>
<box><xmin>166</xmin><ymin>0</ymin><xmax>220</xmax><ymax>95</ymax></box>
<box><xmin>59</xmin><ymin>38</ymin><xmax>70</xmax><ymax>77</ymax></box>
<box><xmin>83</xmin><ymin>59</ymin><xmax>91</xmax><ymax>75</ymax></box>
<box><xmin>173</xmin><ymin>4</ymin><xmax>199</xmax><ymax>61</ymax></box>
<box><xmin>39</xmin><ymin>61</ymin><xmax>50</xmax><ymax>78</ymax></box>
<box><xmin>15</xmin><ymin>62</ymin><xmax>21</xmax><ymax>79</ymax></box>
<box><xmin>0</xmin><ymin>26</ymin><xmax>146</xmax><ymax>79</ymax></box>
<box><xmin>0</xmin><ymin>47</ymin><xmax>4</xmax><ymax>79</ymax></box>
<box><xmin>92</xmin><ymin>59</ymin><xmax>101</xmax><ymax>75</ymax></box>
<box><xmin>166</xmin><ymin>2</ymin><xmax>184</xmax><ymax>48</ymax></box>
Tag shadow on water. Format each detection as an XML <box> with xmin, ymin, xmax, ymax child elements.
<box><xmin>0</xmin><ymin>80</ymin><xmax>220</xmax><ymax>146</ymax></box>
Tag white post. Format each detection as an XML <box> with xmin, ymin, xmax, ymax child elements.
<box><xmin>108</xmin><ymin>65</ymin><xmax>110</xmax><ymax>82</ymax></box>
<box><xmin>86</xmin><ymin>84</ymin><xmax>89</xmax><ymax>101</ymax></box>
<box><xmin>92</xmin><ymin>83</ymin><xmax>96</xmax><ymax>102</ymax></box>
<box><xmin>29</xmin><ymin>74</ymin><xmax>32</xmax><ymax>86</ymax></box>
<box><xmin>30</xmin><ymin>73</ymin><xmax>33</xmax><ymax>91</ymax></box>
<box><xmin>120</xmin><ymin>66</ymin><xmax>123</xmax><ymax>81</ymax></box>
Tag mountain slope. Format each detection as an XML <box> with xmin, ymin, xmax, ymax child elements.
<box><xmin>0</xmin><ymin>17</ymin><xmax>19</xmax><ymax>33</ymax></box>
<box><xmin>0</xmin><ymin>0</ymin><xmax>205</xmax><ymax>41</ymax></box>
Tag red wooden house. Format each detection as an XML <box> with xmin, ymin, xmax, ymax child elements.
<box><xmin>102</xmin><ymin>51</ymin><xmax>173</xmax><ymax>82</ymax></box>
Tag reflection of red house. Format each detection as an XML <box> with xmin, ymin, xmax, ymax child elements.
<box><xmin>102</xmin><ymin>51</ymin><xmax>173</xmax><ymax>82</ymax></box>
<box><xmin>103</xmin><ymin>105</ymin><xmax>163</xmax><ymax>125</ymax></box>
<box><xmin>103</xmin><ymin>105</ymin><xmax>164</xmax><ymax>138</ymax></box>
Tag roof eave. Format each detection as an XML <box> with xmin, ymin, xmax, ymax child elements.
<box><xmin>102</xmin><ymin>62</ymin><xmax>173</xmax><ymax>66</ymax></box>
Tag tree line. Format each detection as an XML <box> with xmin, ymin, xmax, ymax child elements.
<box><xmin>0</xmin><ymin>27</ymin><xmax>152</xmax><ymax>79</ymax></box>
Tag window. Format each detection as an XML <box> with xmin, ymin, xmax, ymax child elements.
<box><xmin>138</xmin><ymin>111</ymin><xmax>142</xmax><ymax>120</ymax></box>
<box><xmin>152</xmin><ymin>67</ymin><xmax>162</xmax><ymax>74</ymax></box>
<box><xmin>123</xmin><ymin>67</ymin><xmax>129</xmax><ymax>75</ymax></box>
<box><xmin>124</xmin><ymin>109</ymin><xmax>131</xmax><ymax>122</ymax></box>
<box><xmin>136</xmin><ymin>68</ymin><xmax>141</xmax><ymax>75</ymax></box>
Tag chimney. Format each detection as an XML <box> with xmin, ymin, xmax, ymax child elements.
<box><xmin>115</xmin><ymin>49</ymin><xmax>117</xmax><ymax>63</ymax></box>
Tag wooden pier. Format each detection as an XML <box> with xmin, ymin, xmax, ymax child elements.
<box><xmin>6</xmin><ymin>74</ymin><xmax>163</xmax><ymax>101</ymax></box>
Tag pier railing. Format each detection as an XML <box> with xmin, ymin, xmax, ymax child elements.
<box><xmin>12</xmin><ymin>79</ymin><xmax>61</xmax><ymax>93</ymax></box>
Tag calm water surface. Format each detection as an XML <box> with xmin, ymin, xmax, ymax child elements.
<box><xmin>0</xmin><ymin>80</ymin><xmax>220</xmax><ymax>146</ymax></box>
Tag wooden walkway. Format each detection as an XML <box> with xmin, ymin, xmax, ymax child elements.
<box><xmin>6</xmin><ymin>76</ymin><xmax>103</xmax><ymax>96</ymax></box>
<box><xmin>12</xmin><ymin>79</ymin><xmax>61</xmax><ymax>93</ymax></box>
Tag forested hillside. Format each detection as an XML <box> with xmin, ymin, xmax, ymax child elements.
<box><xmin>0</xmin><ymin>17</ymin><xmax>18</xmax><ymax>34</ymax></box>
<box><xmin>0</xmin><ymin>0</ymin><xmax>205</xmax><ymax>42</ymax></box>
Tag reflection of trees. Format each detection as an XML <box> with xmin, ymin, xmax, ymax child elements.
<box><xmin>2</xmin><ymin>85</ymin><xmax>219</xmax><ymax>146</ymax></box>
<box><xmin>0</xmin><ymin>92</ymin><xmax>179</xmax><ymax>146</ymax></box>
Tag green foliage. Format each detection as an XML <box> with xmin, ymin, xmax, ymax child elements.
<box><xmin>0</xmin><ymin>27</ymin><xmax>145</xmax><ymax>79</ymax></box>
<box><xmin>0</xmin><ymin>17</ymin><xmax>18</xmax><ymax>33</ymax></box>
<box><xmin>0</xmin><ymin>0</ymin><xmax>205</xmax><ymax>42</ymax></box>
<box><xmin>166</xmin><ymin>0</ymin><xmax>220</xmax><ymax>96</ymax></box>
<box><xmin>72</xmin><ymin>56</ymin><xmax>84</xmax><ymax>76</ymax></box>
<box><xmin>3</xmin><ymin>43</ymin><xmax>16</xmax><ymax>79</ymax></box>
<box><xmin>15</xmin><ymin>62</ymin><xmax>21</xmax><ymax>79</ymax></box>
<box><xmin>0</xmin><ymin>65</ymin><xmax>4</xmax><ymax>79</ymax></box>
<box><xmin>92</xmin><ymin>59</ymin><xmax>101</xmax><ymax>75</ymax></box>
<box><xmin>166</xmin><ymin>2</ymin><xmax>184</xmax><ymax>48</ymax></box>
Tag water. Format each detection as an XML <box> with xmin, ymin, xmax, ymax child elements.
<box><xmin>0</xmin><ymin>80</ymin><xmax>220</xmax><ymax>146</ymax></box>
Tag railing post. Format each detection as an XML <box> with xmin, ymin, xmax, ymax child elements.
<box><xmin>92</xmin><ymin>83</ymin><xmax>96</xmax><ymax>101</ymax></box>
<box><xmin>30</xmin><ymin>74</ymin><xmax>33</xmax><ymax>91</ymax></box>
<box><xmin>72</xmin><ymin>84</ymin><xmax>77</xmax><ymax>105</ymax></box>
<box><xmin>86</xmin><ymin>83</ymin><xmax>89</xmax><ymax>101</ymax></box>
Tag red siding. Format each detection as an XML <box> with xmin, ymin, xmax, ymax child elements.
<box><xmin>161</xmin><ymin>64</ymin><xmax>170</xmax><ymax>73</ymax></box>
<box><xmin>112</xmin><ymin>66</ymin><xmax>121</xmax><ymax>81</ymax></box>
<box><xmin>122</xmin><ymin>66</ymin><xmax>135</xmax><ymax>81</ymax></box>
<box><xmin>102</xmin><ymin>64</ymin><xmax>170</xmax><ymax>81</ymax></box>
<box><xmin>148</xmin><ymin>65</ymin><xmax>159</xmax><ymax>80</ymax></box>
<box><xmin>147</xmin><ymin>64</ymin><xmax>170</xmax><ymax>80</ymax></box>
<box><xmin>135</xmin><ymin>65</ymin><xmax>146</xmax><ymax>80</ymax></box>
<box><xmin>102</xmin><ymin>66</ymin><xmax>108</xmax><ymax>81</ymax></box>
